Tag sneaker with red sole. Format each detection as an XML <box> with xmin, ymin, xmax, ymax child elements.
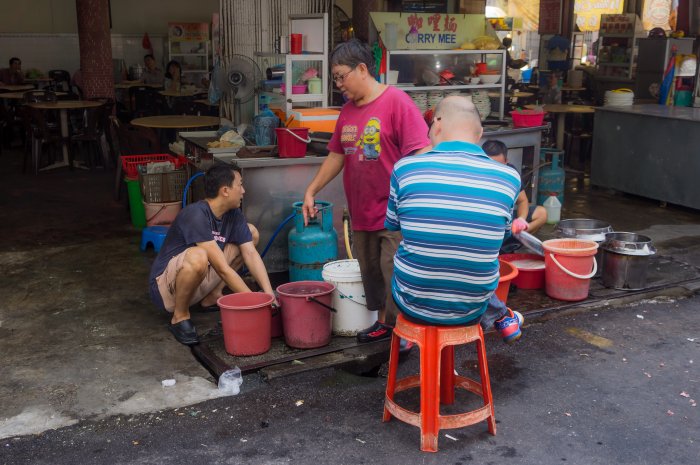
<box><xmin>494</xmin><ymin>308</ymin><xmax>524</xmax><ymax>344</ymax></box>
<box><xmin>356</xmin><ymin>321</ymin><xmax>393</xmax><ymax>343</ymax></box>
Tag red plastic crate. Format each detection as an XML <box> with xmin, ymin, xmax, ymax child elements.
<box><xmin>121</xmin><ymin>154</ymin><xmax>184</xmax><ymax>179</ymax></box>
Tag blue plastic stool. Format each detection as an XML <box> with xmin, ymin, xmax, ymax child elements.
<box><xmin>140</xmin><ymin>226</ymin><xmax>169</xmax><ymax>252</ymax></box>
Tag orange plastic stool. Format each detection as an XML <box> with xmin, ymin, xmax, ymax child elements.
<box><xmin>383</xmin><ymin>313</ymin><xmax>496</xmax><ymax>452</ymax></box>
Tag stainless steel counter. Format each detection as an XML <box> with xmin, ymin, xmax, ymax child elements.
<box><xmin>592</xmin><ymin>104</ymin><xmax>700</xmax><ymax>210</ymax></box>
<box><xmin>596</xmin><ymin>104</ymin><xmax>700</xmax><ymax>122</ymax></box>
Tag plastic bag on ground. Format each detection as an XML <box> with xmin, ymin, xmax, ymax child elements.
<box><xmin>218</xmin><ymin>367</ymin><xmax>242</xmax><ymax>396</ymax></box>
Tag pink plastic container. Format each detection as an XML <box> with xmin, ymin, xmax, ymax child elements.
<box><xmin>276</xmin><ymin>281</ymin><xmax>335</xmax><ymax>349</ymax></box>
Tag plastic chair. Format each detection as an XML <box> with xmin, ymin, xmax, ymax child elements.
<box><xmin>129</xmin><ymin>86</ymin><xmax>162</xmax><ymax>118</ymax></box>
<box><xmin>48</xmin><ymin>70</ymin><xmax>71</xmax><ymax>92</ymax></box>
<box><xmin>27</xmin><ymin>106</ymin><xmax>66</xmax><ymax>174</ymax></box>
<box><xmin>383</xmin><ymin>313</ymin><xmax>496</xmax><ymax>452</ymax></box>
<box><xmin>71</xmin><ymin>103</ymin><xmax>107</xmax><ymax>169</ymax></box>
<box><xmin>140</xmin><ymin>225</ymin><xmax>169</xmax><ymax>252</ymax></box>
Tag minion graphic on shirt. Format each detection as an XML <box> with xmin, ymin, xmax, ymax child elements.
<box><xmin>356</xmin><ymin>117</ymin><xmax>381</xmax><ymax>160</ymax></box>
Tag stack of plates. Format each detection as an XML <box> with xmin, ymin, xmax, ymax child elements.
<box><xmin>427</xmin><ymin>90</ymin><xmax>444</xmax><ymax>109</ymax></box>
<box><xmin>471</xmin><ymin>91</ymin><xmax>492</xmax><ymax>120</ymax></box>
<box><xmin>410</xmin><ymin>91</ymin><xmax>428</xmax><ymax>113</ymax></box>
<box><xmin>604</xmin><ymin>89</ymin><xmax>634</xmax><ymax>106</ymax></box>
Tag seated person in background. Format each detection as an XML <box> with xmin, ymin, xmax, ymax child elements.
<box><xmin>0</xmin><ymin>57</ymin><xmax>25</xmax><ymax>85</ymax></box>
<box><xmin>164</xmin><ymin>60</ymin><xmax>182</xmax><ymax>92</ymax></box>
<box><xmin>149</xmin><ymin>164</ymin><xmax>277</xmax><ymax>345</ymax></box>
<box><xmin>142</xmin><ymin>54</ymin><xmax>164</xmax><ymax>85</ymax></box>
<box><xmin>482</xmin><ymin>139</ymin><xmax>547</xmax><ymax>254</ymax></box>
<box><xmin>386</xmin><ymin>96</ymin><xmax>524</xmax><ymax>344</ymax></box>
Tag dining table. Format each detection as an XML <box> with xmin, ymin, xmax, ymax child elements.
<box><xmin>0</xmin><ymin>84</ymin><xmax>35</xmax><ymax>92</ymax></box>
<box><xmin>28</xmin><ymin>100</ymin><xmax>103</xmax><ymax>171</ymax></box>
<box><xmin>526</xmin><ymin>103</ymin><xmax>595</xmax><ymax>150</ymax></box>
<box><xmin>0</xmin><ymin>91</ymin><xmax>67</xmax><ymax>100</ymax></box>
<box><xmin>114</xmin><ymin>81</ymin><xmax>163</xmax><ymax>90</ymax></box>
<box><xmin>130</xmin><ymin>115</ymin><xmax>220</xmax><ymax>129</ymax></box>
<box><xmin>158</xmin><ymin>88</ymin><xmax>207</xmax><ymax>98</ymax></box>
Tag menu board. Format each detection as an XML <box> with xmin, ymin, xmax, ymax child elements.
<box><xmin>539</xmin><ymin>0</ymin><xmax>562</xmax><ymax>34</ymax></box>
<box><xmin>168</xmin><ymin>22</ymin><xmax>209</xmax><ymax>42</ymax></box>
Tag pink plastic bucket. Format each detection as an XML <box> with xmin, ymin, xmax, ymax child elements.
<box><xmin>217</xmin><ymin>292</ymin><xmax>273</xmax><ymax>356</ymax></box>
<box><xmin>276</xmin><ymin>281</ymin><xmax>335</xmax><ymax>349</ymax></box>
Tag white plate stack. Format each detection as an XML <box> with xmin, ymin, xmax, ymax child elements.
<box><xmin>471</xmin><ymin>91</ymin><xmax>492</xmax><ymax>120</ymax></box>
<box><xmin>427</xmin><ymin>90</ymin><xmax>444</xmax><ymax>109</ymax></box>
<box><xmin>604</xmin><ymin>89</ymin><xmax>634</xmax><ymax>106</ymax></box>
<box><xmin>410</xmin><ymin>91</ymin><xmax>428</xmax><ymax>113</ymax></box>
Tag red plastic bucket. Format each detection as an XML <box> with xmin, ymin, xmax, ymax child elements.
<box><xmin>290</xmin><ymin>33</ymin><xmax>303</xmax><ymax>54</ymax></box>
<box><xmin>542</xmin><ymin>239</ymin><xmax>598</xmax><ymax>301</ymax></box>
<box><xmin>275</xmin><ymin>127</ymin><xmax>310</xmax><ymax>158</ymax></box>
<box><xmin>494</xmin><ymin>259</ymin><xmax>519</xmax><ymax>304</ymax></box>
<box><xmin>217</xmin><ymin>292</ymin><xmax>273</xmax><ymax>356</ymax></box>
<box><xmin>276</xmin><ymin>281</ymin><xmax>335</xmax><ymax>349</ymax></box>
<box><xmin>500</xmin><ymin>253</ymin><xmax>546</xmax><ymax>290</ymax></box>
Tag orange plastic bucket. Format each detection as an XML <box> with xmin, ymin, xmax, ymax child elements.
<box><xmin>275</xmin><ymin>127</ymin><xmax>310</xmax><ymax>158</ymax></box>
<box><xmin>276</xmin><ymin>281</ymin><xmax>335</xmax><ymax>349</ymax></box>
<box><xmin>494</xmin><ymin>259</ymin><xmax>519</xmax><ymax>304</ymax></box>
<box><xmin>542</xmin><ymin>239</ymin><xmax>598</xmax><ymax>301</ymax></box>
<box><xmin>217</xmin><ymin>292</ymin><xmax>273</xmax><ymax>356</ymax></box>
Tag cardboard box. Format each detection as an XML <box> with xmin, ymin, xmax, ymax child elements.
<box><xmin>288</xmin><ymin>108</ymin><xmax>340</xmax><ymax>133</ymax></box>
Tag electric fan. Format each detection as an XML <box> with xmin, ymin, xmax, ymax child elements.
<box><xmin>214</xmin><ymin>54</ymin><xmax>262</xmax><ymax>125</ymax></box>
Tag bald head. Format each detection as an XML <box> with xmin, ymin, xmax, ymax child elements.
<box><xmin>429</xmin><ymin>96</ymin><xmax>483</xmax><ymax>145</ymax></box>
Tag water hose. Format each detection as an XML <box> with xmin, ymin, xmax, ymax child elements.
<box><xmin>343</xmin><ymin>207</ymin><xmax>353</xmax><ymax>259</ymax></box>
<box><xmin>182</xmin><ymin>171</ymin><xmax>205</xmax><ymax>208</ymax></box>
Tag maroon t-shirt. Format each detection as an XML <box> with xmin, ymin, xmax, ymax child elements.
<box><xmin>327</xmin><ymin>86</ymin><xmax>430</xmax><ymax>231</ymax></box>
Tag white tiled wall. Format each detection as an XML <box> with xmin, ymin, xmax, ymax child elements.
<box><xmin>0</xmin><ymin>33</ymin><xmax>166</xmax><ymax>76</ymax></box>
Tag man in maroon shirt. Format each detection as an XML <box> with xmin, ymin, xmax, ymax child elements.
<box><xmin>0</xmin><ymin>57</ymin><xmax>25</xmax><ymax>85</ymax></box>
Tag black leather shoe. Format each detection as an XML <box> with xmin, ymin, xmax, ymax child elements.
<box><xmin>356</xmin><ymin>321</ymin><xmax>393</xmax><ymax>343</ymax></box>
<box><xmin>190</xmin><ymin>302</ymin><xmax>219</xmax><ymax>313</ymax></box>
<box><xmin>169</xmin><ymin>319</ymin><xmax>199</xmax><ymax>345</ymax></box>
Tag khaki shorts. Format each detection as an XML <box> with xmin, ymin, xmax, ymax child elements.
<box><xmin>352</xmin><ymin>229</ymin><xmax>402</xmax><ymax>325</ymax></box>
<box><xmin>155</xmin><ymin>243</ymin><xmax>243</xmax><ymax>312</ymax></box>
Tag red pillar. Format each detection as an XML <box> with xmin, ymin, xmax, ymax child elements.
<box><xmin>76</xmin><ymin>0</ymin><xmax>115</xmax><ymax>100</ymax></box>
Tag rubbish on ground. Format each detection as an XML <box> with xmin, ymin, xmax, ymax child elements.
<box><xmin>295</xmin><ymin>400</ymin><xmax>304</xmax><ymax>407</ymax></box>
<box><xmin>161</xmin><ymin>379</ymin><xmax>176</xmax><ymax>387</ymax></box>
<box><xmin>445</xmin><ymin>434</ymin><xmax>458</xmax><ymax>441</ymax></box>
<box><xmin>218</xmin><ymin>367</ymin><xmax>243</xmax><ymax>396</ymax></box>
<box><xmin>355</xmin><ymin>438</ymin><xmax>366</xmax><ymax>444</ymax></box>
<box><xmin>636</xmin><ymin>314</ymin><xmax>645</xmax><ymax>319</ymax></box>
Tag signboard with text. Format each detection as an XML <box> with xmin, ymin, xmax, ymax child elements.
<box><xmin>538</xmin><ymin>0</ymin><xmax>562</xmax><ymax>34</ymax></box>
<box><xmin>370</xmin><ymin>12</ymin><xmax>487</xmax><ymax>50</ymax></box>
<box><xmin>574</xmin><ymin>0</ymin><xmax>624</xmax><ymax>31</ymax></box>
<box><xmin>168</xmin><ymin>22</ymin><xmax>209</xmax><ymax>42</ymax></box>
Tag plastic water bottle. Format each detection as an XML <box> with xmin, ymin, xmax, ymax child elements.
<box><xmin>543</xmin><ymin>194</ymin><xmax>561</xmax><ymax>224</ymax></box>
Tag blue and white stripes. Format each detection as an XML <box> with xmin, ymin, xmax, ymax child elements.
<box><xmin>385</xmin><ymin>141</ymin><xmax>520</xmax><ymax>325</ymax></box>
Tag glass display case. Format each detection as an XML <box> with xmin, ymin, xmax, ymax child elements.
<box><xmin>385</xmin><ymin>49</ymin><xmax>507</xmax><ymax>120</ymax></box>
<box><xmin>595</xmin><ymin>14</ymin><xmax>645</xmax><ymax>82</ymax></box>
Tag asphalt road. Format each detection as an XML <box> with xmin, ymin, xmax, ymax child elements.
<box><xmin>2</xmin><ymin>295</ymin><xmax>699</xmax><ymax>465</ymax></box>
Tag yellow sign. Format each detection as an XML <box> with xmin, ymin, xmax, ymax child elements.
<box><xmin>574</xmin><ymin>0</ymin><xmax>624</xmax><ymax>32</ymax></box>
<box><xmin>370</xmin><ymin>12</ymin><xmax>488</xmax><ymax>50</ymax></box>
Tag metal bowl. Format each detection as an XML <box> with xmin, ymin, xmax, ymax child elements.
<box><xmin>556</xmin><ymin>219</ymin><xmax>613</xmax><ymax>242</ymax></box>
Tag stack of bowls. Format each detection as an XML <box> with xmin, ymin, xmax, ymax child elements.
<box><xmin>427</xmin><ymin>90</ymin><xmax>444</xmax><ymax>109</ymax></box>
<box><xmin>410</xmin><ymin>91</ymin><xmax>428</xmax><ymax>113</ymax></box>
<box><xmin>471</xmin><ymin>91</ymin><xmax>492</xmax><ymax>120</ymax></box>
<box><xmin>604</xmin><ymin>89</ymin><xmax>634</xmax><ymax>106</ymax></box>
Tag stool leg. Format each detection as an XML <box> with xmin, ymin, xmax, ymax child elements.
<box><xmin>383</xmin><ymin>332</ymin><xmax>401</xmax><ymax>422</ymax></box>
<box><xmin>420</xmin><ymin>327</ymin><xmax>440</xmax><ymax>452</ymax></box>
<box><xmin>476</xmin><ymin>327</ymin><xmax>497</xmax><ymax>435</ymax></box>
<box><xmin>440</xmin><ymin>345</ymin><xmax>455</xmax><ymax>405</ymax></box>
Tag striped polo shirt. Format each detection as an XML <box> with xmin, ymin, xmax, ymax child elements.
<box><xmin>385</xmin><ymin>140</ymin><xmax>520</xmax><ymax>325</ymax></box>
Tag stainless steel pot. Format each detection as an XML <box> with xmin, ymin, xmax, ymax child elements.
<box><xmin>556</xmin><ymin>219</ymin><xmax>613</xmax><ymax>277</ymax></box>
<box><xmin>601</xmin><ymin>232</ymin><xmax>656</xmax><ymax>290</ymax></box>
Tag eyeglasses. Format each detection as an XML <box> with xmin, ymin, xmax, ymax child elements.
<box><xmin>331</xmin><ymin>66</ymin><xmax>357</xmax><ymax>84</ymax></box>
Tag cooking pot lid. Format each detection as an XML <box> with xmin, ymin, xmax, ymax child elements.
<box><xmin>602</xmin><ymin>232</ymin><xmax>656</xmax><ymax>256</ymax></box>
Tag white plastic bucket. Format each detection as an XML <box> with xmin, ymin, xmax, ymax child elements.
<box><xmin>321</xmin><ymin>259</ymin><xmax>377</xmax><ymax>336</ymax></box>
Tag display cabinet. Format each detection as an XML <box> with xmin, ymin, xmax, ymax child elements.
<box><xmin>385</xmin><ymin>49</ymin><xmax>507</xmax><ymax>119</ymax></box>
<box><xmin>595</xmin><ymin>14</ymin><xmax>645</xmax><ymax>82</ymax></box>
<box><xmin>168</xmin><ymin>22</ymin><xmax>210</xmax><ymax>85</ymax></box>
<box><xmin>283</xmin><ymin>13</ymin><xmax>329</xmax><ymax>116</ymax></box>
